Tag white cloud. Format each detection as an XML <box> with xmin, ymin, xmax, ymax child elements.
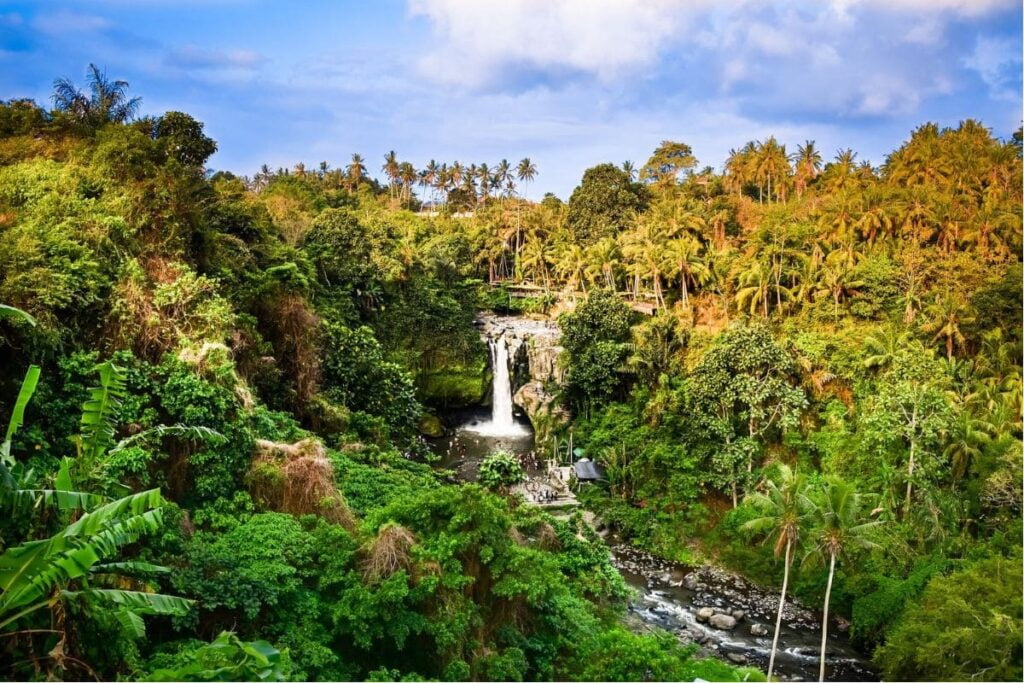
<box><xmin>408</xmin><ymin>0</ymin><xmax>714</xmax><ymax>87</ymax></box>
<box><xmin>165</xmin><ymin>45</ymin><xmax>265</xmax><ymax>71</ymax></box>
<box><xmin>963</xmin><ymin>35</ymin><xmax>1022</xmax><ymax>101</ymax></box>
<box><xmin>835</xmin><ymin>0</ymin><xmax>1017</xmax><ymax>18</ymax></box>
<box><xmin>32</xmin><ymin>10</ymin><xmax>112</xmax><ymax>34</ymax></box>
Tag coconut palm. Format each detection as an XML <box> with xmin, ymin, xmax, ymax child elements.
<box><xmin>943</xmin><ymin>408</ymin><xmax>993</xmax><ymax>482</ymax></box>
<box><xmin>742</xmin><ymin>465</ymin><xmax>812</xmax><ymax>681</ymax></box>
<box><xmin>862</xmin><ymin>328</ymin><xmax>911</xmax><ymax>372</ymax></box>
<box><xmin>663</xmin><ymin>237</ymin><xmax>708</xmax><ymax>306</ymax></box>
<box><xmin>52</xmin><ymin>64</ymin><xmax>141</xmax><ymax>126</ymax></box>
<box><xmin>921</xmin><ymin>293</ymin><xmax>975</xmax><ymax>360</ymax></box>
<box><xmin>794</xmin><ymin>140</ymin><xmax>823</xmax><ymax>197</ymax></box>
<box><xmin>584</xmin><ymin>237</ymin><xmax>620</xmax><ymax>292</ymax></box>
<box><xmin>804</xmin><ymin>479</ymin><xmax>881</xmax><ymax>682</ymax></box>
<box><xmin>382</xmin><ymin>151</ymin><xmax>399</xmax><ymax>199</ymax></box>
<box><xmin>516</xmin><ymin>158</ymin><xmax>537</xmax><ymax>198</ymax></box>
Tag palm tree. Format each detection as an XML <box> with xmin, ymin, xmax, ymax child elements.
<box><xmin>943</xmin><ymin>408</ymin><xmax>993</xmax><ymax>482</ymax></box>
<box><xmin>735</xmin><ymin>259</ymin><xmax>777</xmax><ymax>318</ymax></box>
<box><xmin>52</xmin><ymin>64</ymin><xmax>141</xmax><ymax>126</ymax></box>
<box><xmin>862</xmin><ymin>328</ymin><xmax>911</xmax><ymax>372</ymax></box>
<box><xmin>382</xmin><ymin>151</ymin><xmax>399</xmax><ymax>199</ymax></box>
<box><xmin>622</xmin><ymin>160</ymin><xmax>637</xmax><ymax>181</ymax></box>
<box><xmin>804</xmin><ymin>479</ymin><xmax>880</xmax><ymax>682</ymax></box>
<box><xmin>398</xmin><ymin>161</ymin><xmax>417</xmax><ymax>203</ymax></box>
<box><xmin>794</xmin><ymin>140</ymin><xmax>823</xmax><ymax>197</ymax></box>
<box><xmin>813</xmin><ymin>256</ymin><xmax>865</xmax><ymax>322</ymax></box>
<box><xmin>585</xmin><ymin>237</ymin><xmax>620</xmax><ymax>292</ymax></box>
<box><xmin>663</xmin><ymin>237</ymin><xmax>708</xmax><ymax>306</ymax></box>
<box><xmin>346</xmin><ymin>154</ymin><xmax>367</xmax><ymax>190</ymax></box>
<box><xmin>495</xmin><ymin>159</ymin><xmax>513</xmax><ymax>199</ymax></box>
<box><xmin>477</xmin><ymin>163</ymin><xmax>491</xmax><ymax>203</ymax></box>
<box><xmin>921</xmin><ymin>294</ymin><xmax>975</xmax><ymax>360</ymax></box>
<box><xmin>422</xmin><ymin>159</ymin><xmax>439</xmax><ymax>204</ymax></box>
<box><xmin>516</xmin><ymin>158</ymin><xmax>537</xmax><ymax>198</ymax></box>
<box><xmin>742</xmin><ymin>465</ymin><xmax>811</xmax><ymax>681</ymax></box>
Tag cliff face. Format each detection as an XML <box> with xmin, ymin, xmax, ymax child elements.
<box><xmin>477</xmin><ymin>313</ymin><xmax>569</xmax><ymax>443</ymax></box>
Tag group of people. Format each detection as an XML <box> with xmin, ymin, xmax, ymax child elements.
<box><xmin>518</xmin><ymin>450</ymin><xmax>539</xmax><ymax>470</ymax></box>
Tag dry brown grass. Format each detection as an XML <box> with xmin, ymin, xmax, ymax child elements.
<box><xmin>271</xmin><ymin>294</ymin><xmax>321</xmax><ymax>407</ymax></box>
<box><xmin>248</xmin><ymin>438</ymin><xmax>355</xmax><ymax>529</ymax></box>
<box><xmin>535</xmin><ymin>521</ymin><xmax>561</xmax><ymax>551</ymax></box>
<box><xmin>362</xmin><ymin>523</ymin><xmax>416</xmax><ymax>583</ymax></box>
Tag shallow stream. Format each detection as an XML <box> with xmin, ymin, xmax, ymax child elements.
<box><xmin>427</xmin><ymin>314</ymin><xmax>876</xmax><ymax>681</ymax></box>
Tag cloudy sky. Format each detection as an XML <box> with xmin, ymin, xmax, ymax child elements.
<box><xmin>1</xmin><ymin>0</ymin><xmax>1021</xmax><ymax>197</ymax></box>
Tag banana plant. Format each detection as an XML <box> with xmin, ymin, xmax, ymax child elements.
<box><xmin>0</xmin><ymin>486</ymin><xmax>194</xmax><ymax>633</ymax></box>
<box><xmin>1</xmin><ymin>354</ymin><xmax>198</xmax><ymax>653</ymax></box>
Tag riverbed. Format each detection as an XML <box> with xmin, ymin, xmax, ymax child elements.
<box><xmin>429</xmin><ymin>313</ymin><xmax>876</xmax><ymax>681</ymax></box>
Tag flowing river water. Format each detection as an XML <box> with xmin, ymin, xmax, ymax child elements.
<box><xmin>427</xmin><ymin>314</ymin><xmax>877</xmax><ymax>681</ymax></box>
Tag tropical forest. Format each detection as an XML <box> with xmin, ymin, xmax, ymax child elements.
<box><xmin>0</xmin><ymin>58</ymin><xmax>1021</xmax><ymax>683</ymax></box>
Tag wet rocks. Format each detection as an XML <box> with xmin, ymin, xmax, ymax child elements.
<box><xmin>750</xmin><ymin>623</ymin><xmax>770</xmax><ymax>637</ymax></box>
<box><xmin>727</xmin><ymin>653</ymin><xmax>748</xmax><ymax>665</ymax></box>
<box><xmin>709</xmin><ymin>613</ymin><xmax>738</xmax><ymax>630</ymax></box>
<box><xmin>731</xmin><ymin>609</ymin><xmax>746</xmax><ymax>621</ymax></box>
<box><xmin>696</xmin><ymin>607</ymin><xmax>716</xmax><ymax>622</ymax></box>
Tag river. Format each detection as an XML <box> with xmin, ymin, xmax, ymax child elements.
<box><xmin>426</xmin><ymin>313</ymin><xmax>877</xmax><ymax>681</ymax></box>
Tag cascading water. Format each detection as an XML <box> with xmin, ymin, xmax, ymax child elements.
<box><xmin>489</xmin><ymin>335</ymin><xmax>515</xmax><ymax>431</ymax></box>
<box><xmin>463</xmin><ymin>331</ymin><xmax>529</xmax><ymax>436</ymax></box>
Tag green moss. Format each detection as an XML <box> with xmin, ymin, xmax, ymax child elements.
<box><xmin>416</xmin><ymin>361</ymin><xmax>489</xmax><ymax>408</ymax></box>
<box><xmin>418</xmin><ymin>413</ymin><xmax>444</xmax><ymax>437</ymax></box>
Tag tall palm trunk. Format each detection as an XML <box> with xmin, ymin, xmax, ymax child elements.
<box><xmin>818</xmin><ymin>552</ymin><xmax>836</xmax><ymax>682</ymax></box>
<box><xmin>768</xmin><ymin>539</ymin><xmax>792</xmax><ymax>680</ymax></box>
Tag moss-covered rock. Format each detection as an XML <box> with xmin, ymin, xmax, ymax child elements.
<box><xmin>418</xmin><ymin>413</ymin><xmax>445</xmax><ymax>437</ymax></box>
<box><xmin>416</xmin><ymin>358</ymin><xmax>490</xmax><ymax>408</ymax></box>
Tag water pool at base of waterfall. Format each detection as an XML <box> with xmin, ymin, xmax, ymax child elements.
<box><xmin>426</xmin><ymin>406</ymin><xmax>537</xmax><ymax>482</ymax></box>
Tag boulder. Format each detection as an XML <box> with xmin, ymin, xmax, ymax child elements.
<box><xmin>696</xmin><ymin>607</ymin><xmax>715</xmax><ymax>622</ymax></box>
<box><xmin>750</xmin><ymin>623</ymin><xmax>769</xmax><ymax>637</ymax></box>
<box><xmin>709</xmin><ymin>613</ymin><xmax>738</xmax><ymax>630</ymax></box>
<box><xmin>731</xmin><ymin>609</ymin><xmax>746</xmax><ymax>621</ymax></box>
<box><xmin>418</xmin><ymin>414</ymin><xmax>445</xmax><ymax>437</ymax></box>
<box><xmin>727</xmin><ymin>653</ymin><xmax>747</xmax><ymax>665</ymax></box>
<box><xmin>513</xmin><ymin>380</ymin><xmax>569</xmax><ymax>444</ymax></box>
<box><xmin>525</xmin><ymin>335</ymin><xmax>565</xmax><ymax>384</ymax></box>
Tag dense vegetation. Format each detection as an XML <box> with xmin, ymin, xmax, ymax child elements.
<box><xmin>1</xmin><ymin>66</ymin><xmax>1021</xmax><ymax>681</ymax></box>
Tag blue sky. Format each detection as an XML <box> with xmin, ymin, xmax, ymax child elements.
<box><xmin>1</xmin><ymin>0</ymin><xmax>1021</xmax><ymax>198</ymax></box>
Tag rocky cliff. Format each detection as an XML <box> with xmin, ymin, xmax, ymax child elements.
<box><xmin>476</xmin><ymin>313</ymin><xmax>569</xmax><ymax>443</ymax></box>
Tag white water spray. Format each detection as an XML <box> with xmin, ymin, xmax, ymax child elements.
<box><xmin>464</xmin><ymin>332</ymin><xmax>528</xmax><ymax>436</ymax></box>
<box><xmin>490</xmin><ymin>336</ymin><xmax>515</xmax><ymax>430</ymax></box>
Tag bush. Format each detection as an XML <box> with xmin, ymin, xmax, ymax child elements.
<box><xmin>874</xmin><ymin>554</ymin><xmax>1023</xmax><ymax>681</ymax></box>
<box><xmin>478</xmin><ymin>450</ymin><xmax>525</xmax><ymax>493</ymax></box>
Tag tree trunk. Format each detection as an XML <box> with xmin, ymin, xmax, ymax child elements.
<box><xmin>768</xmin><ymin>539</ymin><xmax>792</xmax><ymax>680</ymax></box>
<box><xmin>818</xmin><ymin>552</ymin><xmax>836</xmax><ymax>683</ymax></box>
<box><xmin>905</xmin><ymin>441</ymin><xmax>915</xmax><ymax>517</ymax></box>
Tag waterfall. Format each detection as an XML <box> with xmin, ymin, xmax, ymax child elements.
<box><xmin>464</xmin><ymin>330</ymin><xmax>528</xmax><ymax>436</ymax></box>
<box><xmin>489</xmin><ymin>335</ymin><xmax>514</xmax><ymax>430</ymax></box>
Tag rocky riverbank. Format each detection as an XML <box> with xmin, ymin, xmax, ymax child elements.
<box><xmin>611</xmin><ymin>544</ymin><xmax>876</xmax><ymax>681</ymax></box>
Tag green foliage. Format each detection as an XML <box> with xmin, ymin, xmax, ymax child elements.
<box><xmin>874</xmin><ymin>554</ymin><xmax>1023</xmax><ymax>681</ymax></box>
<box><xmin>148</xmin><ymin>631</ymin><xmax>289</xmax><ymax>682</ymax></box>
<box><xmin>320</xmin><ymin>322</ymin><xmax>422</xmax><ymax>444</ymax></box>
<box><xmin>567</xmin><ymin>163</ymin><xmax>649</xmax><ymax>245</ymax></box>
<box><xmin>477</xmin><ymin>450</ymin><xmax>525</xmax><ymax>493</ymax></box>
<box><xmin>560</xmin><ymin>290</ymin><xmax>633</xmax><ymax>408</ymax></box>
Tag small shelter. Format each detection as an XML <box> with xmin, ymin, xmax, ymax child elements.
<box><xmin>572</xmin><ymin>457</ymin><xmax>604</xmax><ymax>484</ymax></box>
